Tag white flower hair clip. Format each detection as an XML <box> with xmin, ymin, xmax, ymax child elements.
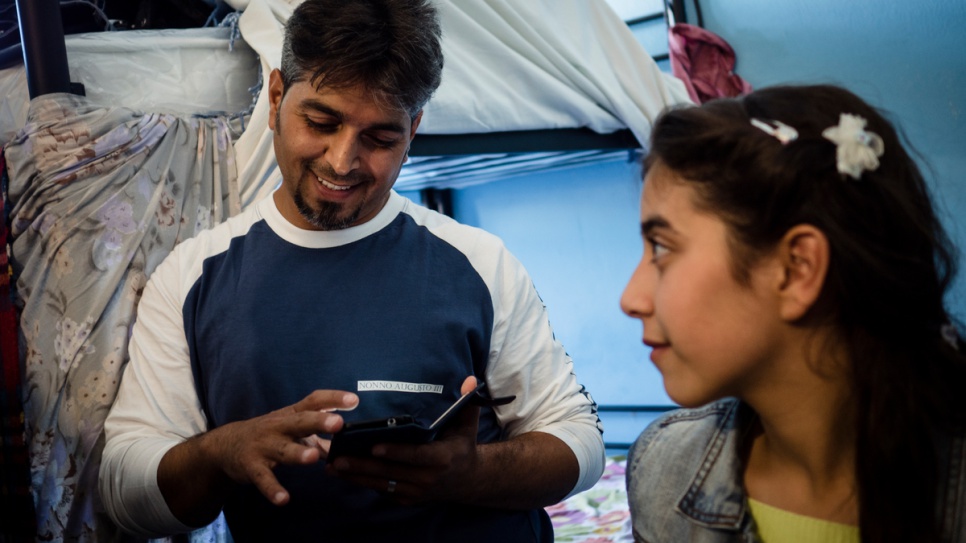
<box><xmin>821</xmin><ymin>113</ymin><xmax>885</xmax><ymax>180</ymax></box>
<box><xmin>750</xmin><ymin>118</ymin><xmax>799</xmax><ymax>145</ymax></box>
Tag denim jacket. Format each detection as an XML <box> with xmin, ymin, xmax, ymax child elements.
<box><xmin>626</xmin><ymin>398</ymin><xmax>966</xmax><ymax>542</ymax></box>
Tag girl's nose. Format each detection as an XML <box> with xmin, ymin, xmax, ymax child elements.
<box><xmin>620</xmin><ymin>260</ymin><xmax>655</xmax><ymax>319</ymax></box>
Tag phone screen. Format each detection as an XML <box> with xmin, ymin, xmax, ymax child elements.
<box><xmin>328</xmin><ymin>381</ymin><xmax>486</xmax><ymax>459</ymax></box>
<box><xmin>429</xmin><ymin>381</ymin><xmax>485</xmax><ymax>429</ymax></box>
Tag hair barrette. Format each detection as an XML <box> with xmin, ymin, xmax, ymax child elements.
<box><xmin>750</xmin><ymin>118</ymin><xmax>799</xmax><ymax>145</ymax></box>
<box><xmin>821</xmin><ymin>113</ymin><xmax>885</xmax><ymax>180</ymax></box>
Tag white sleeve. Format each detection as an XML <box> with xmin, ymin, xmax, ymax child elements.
<box><xmin>98</xmin><ymin>247</ymin><xmax>207</xmax><ymax>537</ymax></box>
<box><xmin>483</xmin><ymin>245</ymin><xmax>605</xmax><ymax>499</ymax></box>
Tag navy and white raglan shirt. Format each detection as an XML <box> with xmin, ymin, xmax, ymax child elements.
<box><xmin>100</xmin><ymin>190</ymin><xmax>604</xmax><ymax>542</ymax></box>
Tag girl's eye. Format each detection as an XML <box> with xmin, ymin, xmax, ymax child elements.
<box><xmin>647</xmin><ymin>238</ymin><xmax>669</xmax><ymax>261</ymax></box>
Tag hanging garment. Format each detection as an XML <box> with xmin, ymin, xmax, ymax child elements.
<box><xmin>668</xmin><ymin>22</ymin><xmax>752</xmax><ymax>104</ymax></box>
<box><xmin>5</xmin><ymin>92</ymin><xmax>239</xmax><ymax>542</ymax></box>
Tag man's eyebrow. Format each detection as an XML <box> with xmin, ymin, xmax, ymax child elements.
<box><xmin>300</xmin><ymin>100</ymin><xmax>406</xmax><ymax>134</ymax></box>
<box><xmin>640</xmin><ymin>216</ymin><xmax>672</xmax><ymax>237</ymax></box>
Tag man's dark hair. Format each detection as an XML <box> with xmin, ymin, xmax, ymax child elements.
<box><xmin>280</xmin><ymin>0</ymin><xmax>444</xmax><ymax>119</ymax></box>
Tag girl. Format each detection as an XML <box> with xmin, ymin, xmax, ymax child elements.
<box><xmin>620</xmin><ymin>84</ymin><xmax>966</xmax><ymax>542</ymax></box>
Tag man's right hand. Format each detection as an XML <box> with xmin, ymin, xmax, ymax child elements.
<box><xmin>158</xmin><ymin>390</ymin><xmax>358</xmax><ymax>527</ymax></box>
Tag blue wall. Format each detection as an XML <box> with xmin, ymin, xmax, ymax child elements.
<box><xmin>404</xmin><ymin>0</ymin><xmax>966</xmax><ymax>447</ymax></box>
<box><xmin>694</xmin><ymin>0</ymin><xmax>966</xmax><ymax>318</ymax></box>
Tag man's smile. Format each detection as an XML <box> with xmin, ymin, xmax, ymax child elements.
<box><xmin>318</xmin><ymin>176</ymin><xmax>352</xmax><ymax>191</ymax></box>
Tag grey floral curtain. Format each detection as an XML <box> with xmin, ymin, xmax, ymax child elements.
<box><xmin>4</xmin><ymin>93</ymin><xmax>240</xmax><ymax>542</ymax></box>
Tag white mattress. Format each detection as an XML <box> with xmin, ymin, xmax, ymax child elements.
<box><xmin>0</xmin><ymin>26</ymin><xmax>259</xmax><ymax>144</ymax></box>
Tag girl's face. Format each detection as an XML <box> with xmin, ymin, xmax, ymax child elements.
<box><xmin>620</xmin><ymin>161</ymin><xmax>785</xmax><ymax>408</ymax></box>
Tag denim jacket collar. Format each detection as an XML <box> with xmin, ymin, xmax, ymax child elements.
<box><xmin>631</xmin><ymin>397</ymin><xmax>966</xmax><ymax>542</ymax></box>
<box><xmin>675</xmin><ymin>400</ymin><xmax>757</xmax><ymax>534</ymax></box>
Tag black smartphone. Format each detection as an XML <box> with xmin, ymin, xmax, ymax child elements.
<box><xmin>327</xmin><ymin>381</ymin><xmax>487</xmax><ymax>459</ymax></box>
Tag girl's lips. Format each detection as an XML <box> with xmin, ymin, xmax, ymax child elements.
<box><xmin>643</xmin><ymin>340</ymin><xmax>670</xmax><ymax>363</ymax></box>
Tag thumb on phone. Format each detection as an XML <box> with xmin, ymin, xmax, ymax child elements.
<box><xmin>460</xmin><ymin>375</ymin><xmax>479</xmax><ymax>396</ymax></box>
<box><xmin>444</xmin><ymin>375</ymin><xmax>481</xmax><ymax>443</ymax></box>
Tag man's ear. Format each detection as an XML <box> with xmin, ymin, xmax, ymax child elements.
<box><xmin>776</xmin><ymin>224</ymin><xmax>830</xmax><ymax>322</ymax></box>
<box><xmin>268</xmin><ymin>68</ymin><xmax>284</xmax><ymax>131</ymax></box>
<box><xmin>403</xmin><ymin>110</ymin><xmax>423</xmax><ymax>162</ymax></box>
<box><xmin>408</xmin><ymin>110</ymin><xmax>423</xmax><ymax>143</ymax></box>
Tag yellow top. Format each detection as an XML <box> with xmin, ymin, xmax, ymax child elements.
<box><xmin>747</xmin><ymin>498</ymin><xmax>859</xmax><ymax>543</ymax></box>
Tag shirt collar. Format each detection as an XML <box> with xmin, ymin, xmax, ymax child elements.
<box><xmin>259</xmin><ymin>190</ymin><xmax>405</xmax><ymax>249</ymax></box>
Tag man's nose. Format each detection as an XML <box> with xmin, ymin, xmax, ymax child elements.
<box><xmin>327</xmin><ymin>132</ymin><xmax>360</xmax><ymax>176</ymax></box>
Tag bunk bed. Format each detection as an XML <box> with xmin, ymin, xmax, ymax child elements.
<box><xmin>225</xmin><ymin>0</ymin><xmax>692</xmax><ymax>208</ymax></box>
<box><xmin>2</xmin><ymin>0</ymin><xmax>692</xmax><ymax>541</ymax></box>
<box><xmin>1</xmin><ymin>0</ymin><xmax>692</xmax><ymax>201</ymax></box>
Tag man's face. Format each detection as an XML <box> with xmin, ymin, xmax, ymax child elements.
<box><xmin>268</xmin><ymin>69</ymin><xmax>421</xmax><ymax>230</ymax></box>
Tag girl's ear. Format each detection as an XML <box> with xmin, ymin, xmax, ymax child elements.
<box><xmin>776</xmin><ymin>224</ymin><xmax>830</xmax><ymax>322</ymax></box>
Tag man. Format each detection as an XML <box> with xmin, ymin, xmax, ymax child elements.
<box><xmin>98</xmin><ymin>1</ymin><xmax>604</xmax><ymax>541</ymax></box>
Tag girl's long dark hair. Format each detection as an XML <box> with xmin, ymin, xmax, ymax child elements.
<box><xmin>646</xmin><ymin>84</ymin><xmax>965</xmax><ymax>542</ymax></box>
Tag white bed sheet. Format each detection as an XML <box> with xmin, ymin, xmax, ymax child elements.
<box><xmin>230</xmin><ymin>0</ymin><xmax>692</xmax><ymax>207</ymax></box>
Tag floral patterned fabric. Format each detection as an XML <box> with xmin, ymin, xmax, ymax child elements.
<box><xmin>4</xmin><ymin>93</ymin><xmax>240</xmax><ymax>542</ymax></box>
<box><xmin>548</xmin><ymin>455</ymin><xmax>633</xmax><ymax>543</ymax></box>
